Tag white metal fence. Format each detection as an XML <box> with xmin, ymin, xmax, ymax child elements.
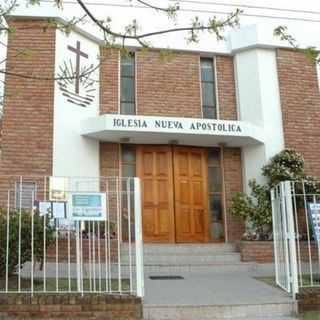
<box><xmin>0</xmin><ymin>176</ymin><xmax>144</xmax><ymax>297</ymax></box>
<box><xmin>271</xmin><ymin>181</ymin><xmax>320</xmax><ymax>296</ymax></box>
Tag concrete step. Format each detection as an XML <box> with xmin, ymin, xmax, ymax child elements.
<box><xmin>134</xmin><ymin>262</ymin><xmax>255</xmax><ymax>273</ymax></box>
<box><xmin>143</xmin><ymin>302</ymin><xmax>297</xmax><ymax>320</ymax></box>
<box><xmin>121</xmin><ymin>252</ymin><xmax>241</xmax><ymax>265</ymax></box>
<box><xmin>121</xmin><ymin>243</ymin><xmax>237</xmax><ymax>256</ymax></box>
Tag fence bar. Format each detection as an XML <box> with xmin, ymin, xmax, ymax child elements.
<box><xmin>134</xmin><ymin>178</ymin><xmax>144</xmax><ymax>297</ymax></box>
<box><xmin>302</xmin><ymin>182</ymin><xmax>314</xmax><ymax>285</ymax></box>
<box><xmin>5</xmin><ymin>190</ymin><xmax>10</xmax><ymax>292</ymax></box>
<box><xmin>127</xmin><ymin>178</ymin><xmax>133</xmax><ymax>293</ymax></box>
<box><xmin>18</xmin><ymin>176</ymin><xmax>22</xmax><ymax>292</ymax></box>
<box><xmin>116</xmin><ymin>177</ymin><xmax>122</xmax><ymax>293</ymax></box>
<box><xmin>31</xmin><ymin>191</ymin><xmax>35</xmax><ymax>295</ymax></box>
<box><xmin>67</xmin><ymin>222</ymin><xmax>71</xmax><ymax>292</ymax></box>
<box><xmin>97</xmin><ymin>222</ymin><xmax>102</xmax><ymax>292</ymax></box>
<box><xmin>292</xmin><ymin>182</ymin><xmax>303</xmax><ymax>287</ymax></box>
<box><xmin>88</xmin><ymin>221</ymin><xmax>92</xmax><ymax>292</ymax></box>
<box><xmin>284</xmin><ymin>181</ymin><xmax>299</xmax><ymax>296</ymax></box>
<box><xmin>92</xmin><ymin>221</ymin><xmax>96</xmax><ymax>291</ymax></box>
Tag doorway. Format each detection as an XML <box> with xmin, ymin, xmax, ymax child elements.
<box><xmin>137</xmin><ymin>145</ymin><xmax>210</xmax><ymax>243</ymax></box>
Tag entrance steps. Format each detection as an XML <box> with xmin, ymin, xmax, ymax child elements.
<box><xmin>132</xmin><ymin>243</ymin><xmax>297</xmax><ymax>320</ymax></box>
<box><xmin>121</xmin><ymin>243</ymin><xmax>255</xmax><ymax>273</ymax></box>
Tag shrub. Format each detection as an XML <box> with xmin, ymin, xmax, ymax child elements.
<box><xmin>231</xmin><ymin>180</ymin><xmax>272</xmax><ymax>240</ymax></box>
<box><xmin>262</xmin><ymin>148</ymin><xmax>305</xmax><ymax>187</ymax></box>
<box><xmin>0</xmin><ymin>209</ymin><xmax>55</xmax><ymax>277</ymax></box>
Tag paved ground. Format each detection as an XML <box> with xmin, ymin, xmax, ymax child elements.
<box><xmin>143</xmin><ymin>271</ymin><xmax>293</xmax><ymax>306</ymax></box>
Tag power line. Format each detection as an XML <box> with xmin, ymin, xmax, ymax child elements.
<box><xmin>40</xmin><ymin>0</ymin><xmax>320</xmax><ymax>23</ymax></box>
<box><xmin>173</xmin><ymin>0</ymin><xmax>320</xmax><ymax>16</ymax></box>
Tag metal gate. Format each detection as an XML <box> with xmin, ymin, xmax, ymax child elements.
<box><xmin>271</xmin><ymin>181</ymin><xmax>320</xmax><ymax>296</ymax></box>
<box><xmin>0</xmin><ymin>175</ymin><xmax>144</xmax><ymax>297</ymax></box>
<box><xmin>271</xmin><ymin>181</ymin><xmax>298</xmax><ymax>295</ymax></box>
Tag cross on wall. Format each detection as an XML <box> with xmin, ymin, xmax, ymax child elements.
<box><xmin>67</xmin><ymin>40</ymin><xmax>88</xmax><ymax>94</ymax></box>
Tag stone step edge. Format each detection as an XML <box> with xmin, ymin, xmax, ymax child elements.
<box><xmin>143</xmin><ymin>302</ymin><xmax>295</xmax><ymax>308</ymax></box>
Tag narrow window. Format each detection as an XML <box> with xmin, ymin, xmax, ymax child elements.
<box><xmin>201</xmin><ymin>58</ymin><xmax>217</xmax><ymax>119</ymax></box>
<box><xmin>120</xmin><ymin>54</ymin><xmax>135</xmax><ymax>115</ymax></box>
<box><xmin>208</xmin><ymin>148</ymin><xmax>224</xmax><ymax>240</ymax></box>
<box><xmin>121</xmin><ymin>144</ymin><xmax>136</xmax><ymax>240</ymax></box>
<box><xmin>15</xmin><ymin>181</ymin><xmax>37</xmax><ymax>209</ymax></box>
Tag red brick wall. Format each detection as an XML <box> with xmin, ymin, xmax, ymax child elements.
<box><xmin>277</xmin><ymin>49</ymin><xmax>320</xmax><ymax>177</ymax></box>
<box><xmin>223</xmin><ymin>147</ymin><xmax>245</xmax><ymax>241</ymax></box>
<box><xmin>0</xmin><ymin>19</ymin><xmax>55</xmax><ymax>178</ymax></box>
<box><xmin>100</xmin><ymin>48</ymin><xmax>119</xmax><ymax>114</ymax></box>
<box><xmin>239</xmin><ymin>240</ymin><xmax>319</xmax><ymax>263</ymax></box>
<box><xmin>216</xmin><ymin>56</ymin><xmax>238</xmax><ymax>120</ymax></box>
<box><xmin>136</xmin><ymin>51</ymin><xmax>202</xmax><ymax>117</ymax></box>
<box><xmin>0</xmin><ymin>294</ymin><xmax>142</xmax><ymax>319</ymax></box>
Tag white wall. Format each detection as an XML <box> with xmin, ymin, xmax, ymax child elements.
<box><xmin>53</xmin><ymin>29</ymin><xmax>100</xmax><ymax>178</ymax></box>
<box><xmin>234</xmin><ymin>46</ymin><xmax>284</xmax><ymax>191</ymax></box>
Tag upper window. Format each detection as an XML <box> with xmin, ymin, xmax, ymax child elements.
<box><xmin>200</xmin><ymin>58</ymin><xmax>217</xmax><ymax>119</ymax></box>
<box><xmin>120</xmin><ymin>54</ymin><xmax>136</xmax><ymax>115</ymax></box>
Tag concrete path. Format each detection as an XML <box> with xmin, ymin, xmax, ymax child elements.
<box><xmin>143</xmin><ymin>270</ymin><xmax>297</xmax><ymax>319</ymax></box>
<box><xmin>143</xmin><ymin>271</ymin><xmax>292</xmax><ymax>306</ymax></box>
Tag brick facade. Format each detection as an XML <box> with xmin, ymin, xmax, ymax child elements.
<box><xmin>223</xmin><ymin>147</ymin><xmax>245</xmax><ymax>241</ymax></box>
<box><xmin>100</xmin><ymin>48</ymin><xmax>119</xmax><ymax>114</ymax></box>
<box><xmin>0</xmin><ymin>19</ymin><xmax>55</xmax><ymax>178</ymax></box>
<box><xmin>277</xmin><ymin>49</ymin><xmax>320</xmax><ymax>177</ymax></box>
<box><xmin>216</xmin><ymin>56</ymin><xmax>238</xmax><ymax>120</ymax></box>
<box><xmin>136</xmin><ymin>50</ymin><xmax>202</xmax><ymax>117</ymax></box>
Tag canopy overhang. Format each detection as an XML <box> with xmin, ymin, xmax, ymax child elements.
<box><xmin>81</xmin><ymin>114</ymin><xmax>264</xmax><ymax>147</ymax></box>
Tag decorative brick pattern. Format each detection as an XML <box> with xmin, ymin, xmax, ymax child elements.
<box><xmin>216</xmin><ymin>56</ymin><xmax>238</xmax><ymax>120</ymax></box>
<box><xmin>136</xmin><ymin>51</ymin><xmax>202</xmax><ymax>118</ymax></box>
<box><xmin>277</xmin><ymin>49</ymin><xmax>320</xmax><ymax>177</ymax></box>
<box><xmin>0</xmin><ymin>294</ymin><xmax>142</xmax><ymax>319</ymax></box>
<box><xmin>223</xmin><ymin>147</ymin><xmax>245</xmax><ymax>242</ymax></box>
<box><xmin>100</xmin><ymin>48</ymin><xmax>119</xmax><ymax>114</ymax></box>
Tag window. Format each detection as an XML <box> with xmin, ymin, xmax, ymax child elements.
<box><xmin>208</xmin><ymin>148</ymin><xmax>224</xmax><ymax>240</ymax></box>
<box><xmin>15</xmin><ymin>181</ymin><xmax>37</xmax><ymax>209</ymax></box>
<box><xmin>201</xmin><ymin>58</ymin><xmax>217</xmax><ymax>119</ymax></box>
<box><xmin>121</xmin><ymin>144</ymin><xmax>136</xmax><ymax>240</ymax></box>
<box><xmin>120</xmin><ymin>54</ymin><xmax>135</xmax><ymax>115</ymax></box>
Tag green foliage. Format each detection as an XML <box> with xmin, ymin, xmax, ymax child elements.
<box><xmin>231</xmin><ymin>180</ymin><xmax>272</xmax><ymax>239</ymax></box>
<box><xmin>262</xmin><ymin>148</ymin><xmax>305</xmax><ymax>188</ymax></box>
<box><xmin>0</xmin><ymin>209</ymin><xmax>55</xmax><ymax>277</ymax></box>
<box><xmin>231</xmin><ymin>148</ymin><xmax>318</xmax><ymax>239</ymax></box>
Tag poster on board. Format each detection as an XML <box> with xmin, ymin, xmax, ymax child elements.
<box><xmin>68</xmin><ymin>193</ymin><xmax>106</xmax><ymax>221</ymax></box>
<box><xmin>308</xmin><ymin>203</ymin><xmax>320</xmax><ymax>246</ymax></box>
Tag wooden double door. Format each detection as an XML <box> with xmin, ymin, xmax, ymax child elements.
<box><xmin>137</xmin><ymin>145</ymin><xmax>209</xmax><ymax>243</ymax></box>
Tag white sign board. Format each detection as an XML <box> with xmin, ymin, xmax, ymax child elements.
<box><xmin>68</xmin><ymin>193</ymin><xmax>106</xmax><ymax>221</ymax></box>
<box><xmin>308</xmin><ymin>203</ymin><xmax>320</xmax><ymax>245</ymax></box>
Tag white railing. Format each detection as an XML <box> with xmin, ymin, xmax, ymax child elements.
<box><xmin>271</xmin><ymin>181</ymin><xmax>320</xmax><ymax>296</ymax></box>
<box><xmin>0</xmin><ymin>176</ymin><xmax>144</xmax><ymax>297</ymax></box>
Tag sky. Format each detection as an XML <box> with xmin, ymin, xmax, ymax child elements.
<box><xmin>1</xmin><ymin>0</ymin><xmax>320</xmax><ymax>106</ymax></box>
<box><xmin>4</xmin><ymin>0</ymin><xmax>320</xmax><ymax>52</ymax></box>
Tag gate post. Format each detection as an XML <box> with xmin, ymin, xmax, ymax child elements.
<box><xmin>284</xmin><ymin>181</ymin><xmax>299</xmax><ymax>297</ymax></box>
<box><xmin>134</xmin><ymin>177</ymin><xmax>144</xmax><ymax>298</ymax></box>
